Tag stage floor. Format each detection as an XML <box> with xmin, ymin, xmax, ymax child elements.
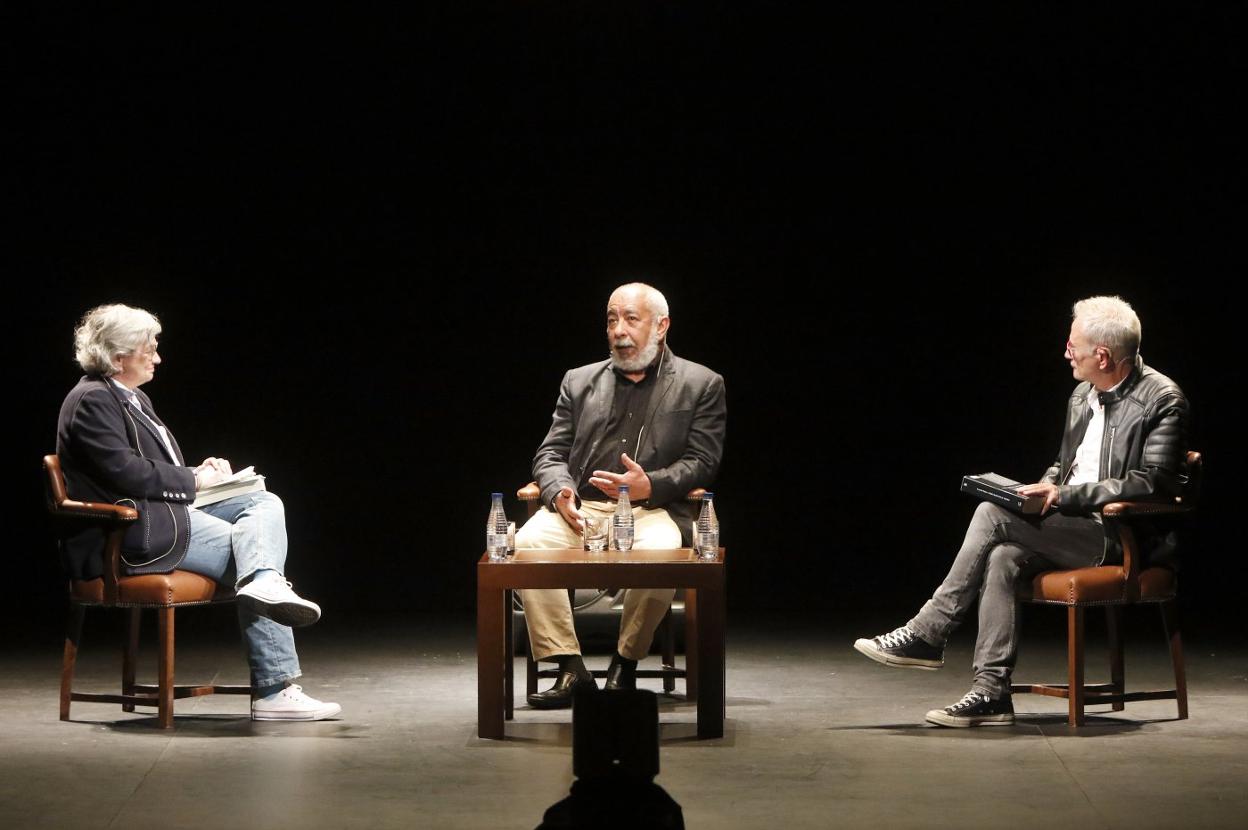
<box><xmin>1</xmin><ymin>609</ymin><xmax>1244</xmax><ymax>829</ymax></box>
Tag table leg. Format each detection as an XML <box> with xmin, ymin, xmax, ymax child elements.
<box><xmin>696</xmin><ymin>584</ymin><xmax>725</xmax><ymax>739</ymax></box>
<box><xmin>504</xmin><ymin>589</ymin><xmax>514</xmax><ymax>720</ymax></box>
<box><xmin>684</xmin><ymin>589</ymin><xmax>699</xmax><ymax>700</ymax></box>
<box><xmin>477</xmin><ymin>580</ymin><xmax>505</xmax><ymax>739</ymax></box>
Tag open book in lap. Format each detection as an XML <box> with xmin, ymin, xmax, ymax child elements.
<box><xmin>192</xmin><ymin>465</ymin><xmax>267</xmax><ymax>508</ymax></box>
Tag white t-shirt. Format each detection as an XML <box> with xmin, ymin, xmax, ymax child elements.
<box><xmin>1067</xmin><ymin>377</ymin><xmax>1126</xmax><ymax>487</ymax></box>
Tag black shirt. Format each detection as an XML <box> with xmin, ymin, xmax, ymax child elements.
<box><xmin>576</xmin><ymin>363</ymin><xmax>658</xmax><ymax>502</ymax></box>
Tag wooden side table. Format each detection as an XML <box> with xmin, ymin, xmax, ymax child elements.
<box><xmin>477</xmin><ymin>547</ymin><xmax>726</xmax><ymax>739</ymax></box>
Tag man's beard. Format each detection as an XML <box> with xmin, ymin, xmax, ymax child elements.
<box><xmin>610</xmin><ymin>332</ymin><xmax>662</xmax><ymax>372</ymax></box>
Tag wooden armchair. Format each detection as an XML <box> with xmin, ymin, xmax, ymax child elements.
<box><xmin>1011</xmin><ymin>451</ymin><xmax>1200</xmax><ymax>726</ymax></box>
<box><xmin>45</xmin><ymin>455</ymin><xmax>250</xmax><ymax>728</ymax></box>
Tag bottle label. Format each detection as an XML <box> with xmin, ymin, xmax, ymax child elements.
<box><xmin>696</xmin><ymin>530</ymin><xmax>719</xmax><ymax>553</ymax></box>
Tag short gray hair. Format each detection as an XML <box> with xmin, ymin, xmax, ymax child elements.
<box><xmin>1073</xmin><ymin>295</ymin><xmax>1141</xmax><ymax>359</ymax></box>
<box><xmin>614</xmin><ymin>282</ymin><xmax>670</xmax><ymax>319</ymax></box>
<box><xmin>73</xmin><ymin>304</ymin><xmax>161</xmax><ymax>375</ymax></box>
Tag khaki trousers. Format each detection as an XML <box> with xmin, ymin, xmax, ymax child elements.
<box><xmin>517</xmin><ymin>501</ymin><xmax>680</xmax><ymax>661</ymax></box>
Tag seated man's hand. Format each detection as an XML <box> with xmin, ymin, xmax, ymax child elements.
<box><xmin>553</xmin><ymin>486</ymin><xmax>585</xmax><ymax>532</ymax></box>
<box><xmin>588</xmin><ymin>453</ymin><xmax>652</xmax><ymax>501</ymax></box>
<box><xmin>1017</xmin><ymin>482</ymin><xmax>1061</xmax><ymax>515</ymax></box>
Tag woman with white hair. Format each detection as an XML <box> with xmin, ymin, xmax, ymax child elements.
<box><xmin>56</xmin><ymin>304</ymin><xmax>340</xmax><ymax>721</ymax></box>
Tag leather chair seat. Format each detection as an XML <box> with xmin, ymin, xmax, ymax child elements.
<box><xmin>70</xmin><ymin>570</ymin><xmax>231</xmax><ymax>606</ymax></box>
<box><xmin>1021</xmin><ymin>565</ymin><xmax>1177</xmax><ymax>605</ymax></box>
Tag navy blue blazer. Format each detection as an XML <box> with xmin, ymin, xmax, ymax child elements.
<box><xmin>55</xmin><ymin>375</ymin><xmax>197</xmax><ymax>579</ymax></box>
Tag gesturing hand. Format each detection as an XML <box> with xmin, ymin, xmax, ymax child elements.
<box><xmin>588</xmin><ymin>453</ymin><xmax>652</xmax><ymax>501</ymax></box>
<box><xmin>553</xmin><ymin>486</ymin><xmax>585</xmax><ymax>532</ymax></box>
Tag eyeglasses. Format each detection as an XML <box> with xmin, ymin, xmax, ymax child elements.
<box><xmin>1066</xmin><ymin>339</ymin><xmax>1111</xmax><ymax>360</ymax></box>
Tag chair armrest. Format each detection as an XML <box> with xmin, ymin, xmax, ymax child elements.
<box><xmin>1101</xmin><ymin>501</ymin><xmax>1192</xmax><ymax>518</ymax></box>
<box><xmin>47</xmin><ymin>497</ymin><xmax>136</xmax><ymax>604</ymax></box>
<box><xmin>1100</xmin><ymin>499</ymin><xmax>1192</xmax><ymax>592</ymax></box>
<box><xmin>50</xmin><ymin>498</ymin><xmax>139</xmax><ymax>525</ymax></box>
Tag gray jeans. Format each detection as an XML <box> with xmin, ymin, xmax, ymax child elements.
<box><xmin>908</xmin><ymin>502</ymin><xmax>1106</xmax><ymax>698</ymax></box>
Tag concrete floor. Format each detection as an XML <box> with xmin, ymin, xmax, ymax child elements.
<box><xmin>1</xmin><ymin>609</ymin><xmax>1244</xmax><ymax>829</ymax></box>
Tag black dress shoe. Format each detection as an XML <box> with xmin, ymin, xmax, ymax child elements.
<box><xmin>528</xmin><ymin>669</ymin><xmax>597</xmax><ymax>710</ymax></box>
<box><xmin>604</xmin><ymin>654</ymin><xmax>638</xmax><ymax>691</ymax></box>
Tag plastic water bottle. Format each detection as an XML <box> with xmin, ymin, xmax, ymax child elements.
<box><xmin>695</xmin><ymin>492</ymin><xmax>719</xmax><ymax>559</ymax></box>
<box><xmin>486</xmin><ymin>493</ymin><xmax>509</xmax><ymax>562</ymax></box>
<box><xmin>613</xmin><ymin>485</ymin><xmax>634</xmax><ymax>551</ymax></box>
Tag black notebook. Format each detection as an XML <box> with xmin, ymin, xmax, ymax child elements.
<box><xmin>960</xmin><ymin>472</ymin><xmax>1044</xmax><ymax>515</ymax></box>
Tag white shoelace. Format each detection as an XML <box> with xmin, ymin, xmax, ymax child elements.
<box><xmin>947</xmin><ymin>692</ymin><xmax>988</xmax><ymax>712</ymax></box>
<box><xmin>876</xmin><ymin>626</ymin><xmax>915</xmax><ymax>649</ymax></box>
<box><xmin>248</xmin><ymin>575</ymin><xmax>296</xmax><ymax>595</ymax></box>
<box><xmin>256</xmin><ymin>684</ymin><xmax>304</xmax><ymax>703</ymax></box>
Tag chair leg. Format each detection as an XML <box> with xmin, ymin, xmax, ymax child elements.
<box><xmin>122</xmin><ymin>608</ymin><xmax>141</xmax><ymax>712</ymax></box>
<box><xmin>1067</xmin><ymin>606</ymin><xmax>1086</xmax><ymax>726</ymax></box>
<box><xmin>684</xmin><ymin>589</ymin><xmax>699</xmax><ymax>700</ymax></box>
<box><xmin>61</xmin><ymin>604</ymin><xmax>85</xmax><ymax>722</ymax></box>
<box><xmin>661</xmin><ymin>608</ymin><xmax>676</xmax><ymax>694</ymax></box>
<box><xmin>1106</xmin><ymin>606</ymin><xmax>1125</xmax><ymax>711</ymax></box>
<box><xmin>156</xmin><ymin>607</ymin><xmax>175</xmax><ymax>729</ymax></box>
<box><xmin>1160</xmin><ymin>600</ymin><xmax>1189</xmax><ymax>720</ymax></box>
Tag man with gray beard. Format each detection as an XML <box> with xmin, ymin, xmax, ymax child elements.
<box><xmin>517</xmin><ymin>282</ymin><xmax>727</xmax><ymax>709</ymax></box>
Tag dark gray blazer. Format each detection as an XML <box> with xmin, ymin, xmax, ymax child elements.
<box><xmin>532</xmin><ymin>348</ymin><xmax>726</xmax><ymax>538</ymax></box>
<box><xmin>55</xmin><ymin>375</ymin><xmax>196</xmax><ymax>579</ymax></box>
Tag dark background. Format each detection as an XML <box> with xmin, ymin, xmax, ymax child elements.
<box><xmin>8</xmin><ymin>6</ymin><xmax>1244</xmax><ymax>638</ymax></box>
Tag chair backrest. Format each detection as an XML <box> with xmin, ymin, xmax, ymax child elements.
<box><xmin>1180</xmin><ymin>451</ymin><xmax>1202</xmax><ymax>507</ymax></box>
<box><xmin>44</xmin><ymin>454</ymin><xmax>69</xmax><ymax>508</ymax></box>
<box><xmin>44</xmin><ymin>454</ymin><xmax>138</xmax><ymax>524</ymax></box>
<box><xmin>1109</xmin><ymin>450</ymin><xmax>1202</xmax><ymax>586</ymax></box>
<box><xmin>43</xmin><ymin>453</ymin><xmax>139</xmax><ymax>599</ymax></box>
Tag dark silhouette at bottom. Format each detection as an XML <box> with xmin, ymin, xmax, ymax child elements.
<box><xmin>536</xmin><ymin>688</ymin><xmax>684</xmax><ymax>829</ymax></box>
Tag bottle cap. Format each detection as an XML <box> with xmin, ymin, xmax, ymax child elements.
<box><xmin>491</xmin><ymin>492</ymin><xmax>503</xmax><ymax>498</ymax></box>
<box><xmin>702</xmin><ymin>492</ymin><xmax>714</xmax><ymax>499</ymax></box>
<box><xmin>619</xmin><ymin>485</ymin><xmax>629</xmax><ymax>492</ymax></box>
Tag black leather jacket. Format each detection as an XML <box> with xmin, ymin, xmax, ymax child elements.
<box><xmin>1041</xmin><ymin>356</ymin><xmax>1191</xmax><ymax>568</ymax></box>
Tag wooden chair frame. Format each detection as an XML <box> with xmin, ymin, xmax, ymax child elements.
<box><xmin>1010</xmin><ymin>451</ymin><xmax>1199</xmax><ymax>726</ymax></box>
<box><xmin>46</xmin><ymin>455</ymin><xmax>250</xmax><ymax>728</ymax></box>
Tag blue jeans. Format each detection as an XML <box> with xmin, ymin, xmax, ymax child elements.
<box><xmin>179</xmin><ymin>492</ymin><xmax>301</xmax><ymax>689</ymax></box>
<box><xmin>908</xmin><ymin>502</ymin><xmax>1106</xmax><ymax>698</ymax></box>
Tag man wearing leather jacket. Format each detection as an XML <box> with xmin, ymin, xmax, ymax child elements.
<box><xmin>854</xmin><ymin>296</ymin><xmax>1190</xmax><ymax>727</ymax></box>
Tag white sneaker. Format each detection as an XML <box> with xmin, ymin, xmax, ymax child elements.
<box><xmin>236</xmin><ymin>574</ymin><xmax>322</xmax><ymax>627</ymax></box>
<box><xmin>251</xmin><ymin>684</ymin><xmax>342</xmax><ymax>721</ymax></box>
